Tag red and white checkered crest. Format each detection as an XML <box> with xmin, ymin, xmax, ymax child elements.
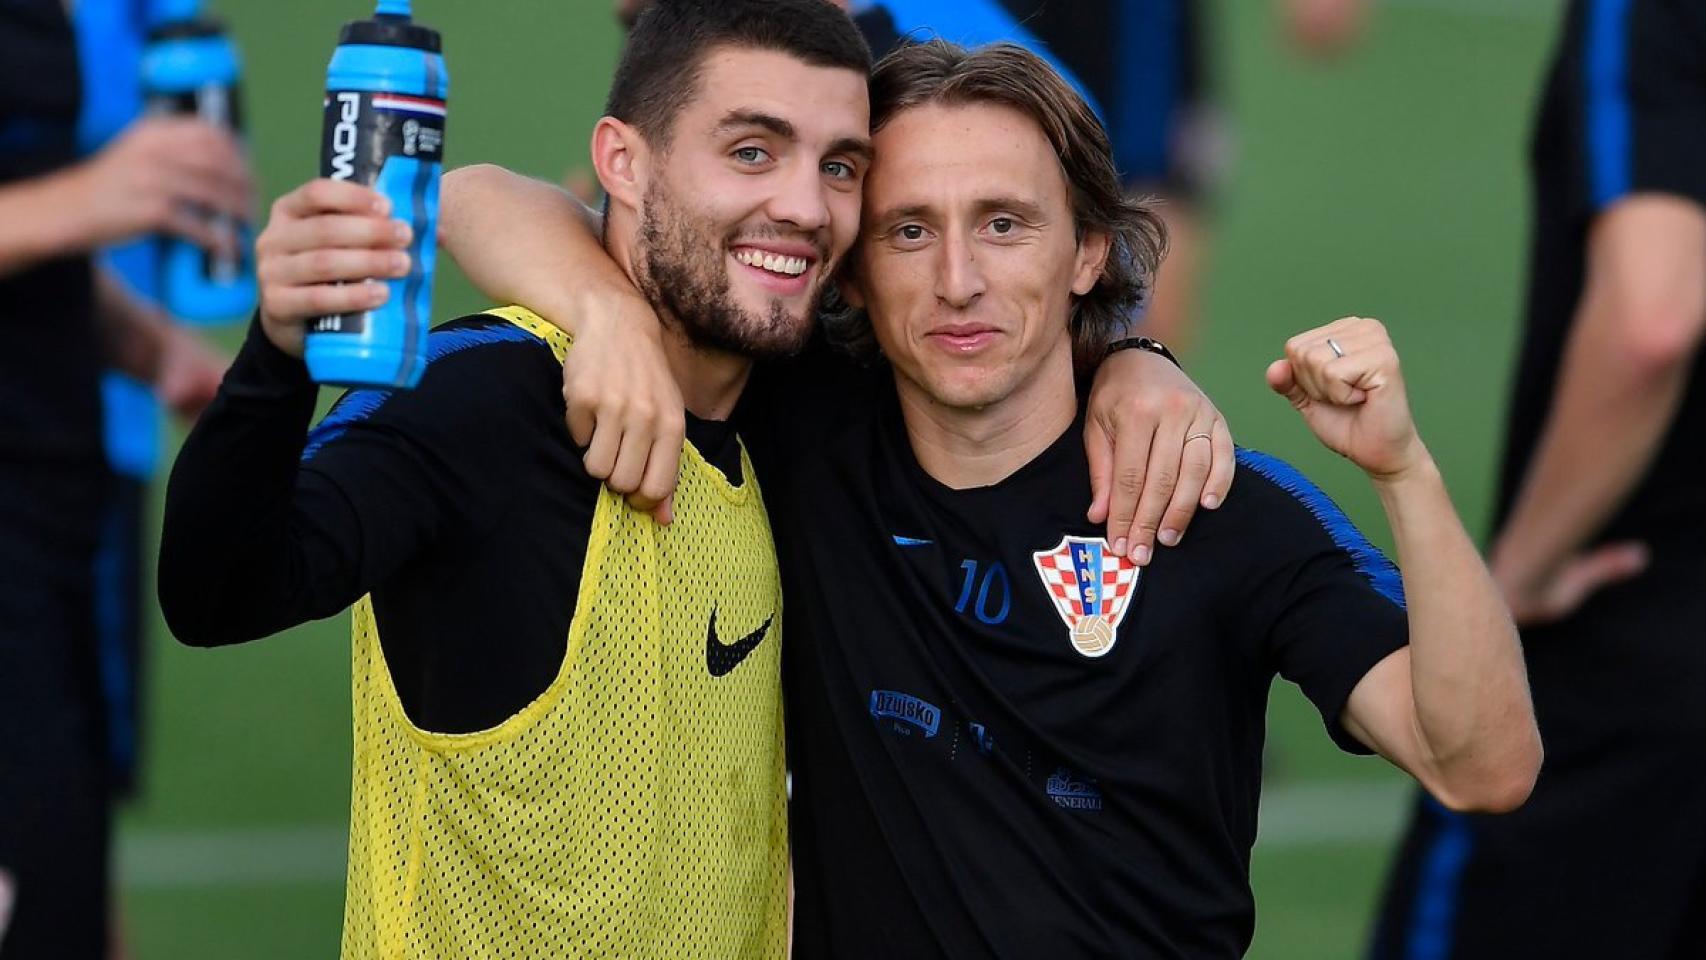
<box><xmin>1031</xmin><ymin>536</ymin><xmax>1141</xmax><ymax>658</ymax></box>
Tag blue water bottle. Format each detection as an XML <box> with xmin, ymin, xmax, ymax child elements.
<box><xmin>141</xmin><ymin>0</ymin><xmax>257</xmax><ymax>325</ymax></box>
<box><xmin>306</xmin><ymin>0</ymin><xmax>447</xmax><ymax>389</ymax></box>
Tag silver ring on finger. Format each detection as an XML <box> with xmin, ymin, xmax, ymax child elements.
<box><xmin>1185</xmin><ymin>433</ymin><xmax>1213</xmax><ymax>444</ymax></box>
<box><xmin>1327</xmin><ymin>338</ymin><xmax>1345</xmax><ymax>359</ymax></box>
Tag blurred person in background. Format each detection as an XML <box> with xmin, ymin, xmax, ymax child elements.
<box><xmin>0</xmin><ymin>0</ymin><xmax>246</xmax><ymax>956</ymax></box>
<box><xmin>612</xmin><ymin>0</ymin><xmax>1371</xmax><ymax>354</ymax></box>
<box><xmin>1372</xmin><ymin>2</ymin><xmax>1706</xmax><ymax>957</ymax></box>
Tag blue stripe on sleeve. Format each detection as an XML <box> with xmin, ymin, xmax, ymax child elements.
<box><xmin>1234</xmin><ymin>448</ymin><xmax>1406</xmax><ymax>607</ymax></box>
<box><xmin>301</xmin><ymin>320</ymin><xmax>542</xmax><ymax>461</ymax></box>
<box><xmin>1584</xmin><ymin>0</ymin><xmax>1633</xmax><ymax>208</ymax></box>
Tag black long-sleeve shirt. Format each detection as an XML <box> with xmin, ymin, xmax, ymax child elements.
<box><xmin>159</xmin><ymin>314</ymin><xmax>740</xmax><ymax>734</ymax></box>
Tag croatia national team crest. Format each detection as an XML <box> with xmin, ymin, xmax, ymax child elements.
<box><xmin>1031</xmin><ymin>536</ymin><xmax>1141</xmax><ymax>658</ymax></box>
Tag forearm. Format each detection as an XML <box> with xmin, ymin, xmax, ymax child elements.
<box><xmin>0</xmin><ymin>167</ymin><xmax>98</xmax><ymax>276</ymax></box>
<box><xmin>94</xmin><ymin>266</ymin><xmax>170</xmax><ymax>382</ymax></box>
<box><xmin>1493</xmin><ymin>300</ymin><xmax>1695</xmax><ymax>577</ymax></box>
<box><xmin>439</xmin><ymin>164</ymin><xmax>627</xmax><ymax>333</ymax></box>
<box><xmin>1374</xmin><ymin>457</ymin><xmax>1539</xmax><ymax>808</ymax></box>
<box><xmin>158</xmin><ymin>321</ymin><xmax>360</xmax><ymax>645</ymax></box>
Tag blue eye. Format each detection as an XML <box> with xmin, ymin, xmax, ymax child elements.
<box><xmin>823</xmin><ymin>160</ymin><xmax>853</xmax><ymax>180</ymax></box>
<box><xmin>734</xmin><ymin>146</ymin><xmax>769</xmax><ymax>164</ymax></box>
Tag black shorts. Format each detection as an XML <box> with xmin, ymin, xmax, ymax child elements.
<box><xmin>0</xmin><ymin>523</ymin><xmax>110</xmax><ymax>960</ymax></box>
<box><xmin>1371</xmin><ymin>562</ymin><xmax>1706</xmax><ymax>960</ymax></box>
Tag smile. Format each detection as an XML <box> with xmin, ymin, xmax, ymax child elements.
<box><xmin>732</xmin><ymin>247</ymin><xmax>812</xmax><ymax>277</ymax></box>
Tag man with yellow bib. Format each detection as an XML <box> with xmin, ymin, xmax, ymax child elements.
<box><xmin>160</xmin><ymin>2</ymin><xmax>868</xmax><ymax>955</ymax></box>
<box><xmin>157</xmin><ymin>0</ymin><xmax>1223</xmax><ymax>955</ymax></box>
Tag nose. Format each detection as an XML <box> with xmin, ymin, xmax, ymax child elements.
<box><xmin>935</xmin><ymin>226</ymin><xmax>986</xmax><ymax>309</ymax></box>
<box><xmin>764</xmin><ymin>157</ymin><xmax>832</xmax><ymax>235</ymax></box>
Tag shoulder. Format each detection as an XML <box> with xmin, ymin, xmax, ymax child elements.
<box><xmin>1217</xmin><ymin>448</ymin><xmax>1406</xmax><ymax>606</ymax></box>
<box><xmin>302</xmin><ymin>309</ymin><xmax>564</xmax><ymax>461</ymax></box>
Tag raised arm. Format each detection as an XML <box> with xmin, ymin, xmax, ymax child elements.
<box><xmin>440</xmin><ymin>164</ymin><xmax>683</xmax><ymax>519</ymax></box>
<box><xmin>1490</xmin><ymin>196</ymin><xmax>1706</xmax><ymax>624</ymax></box>
<box><xmin>1270</xmin><ymin>316</ymin><xmax>1541</xmax><ymax>813</ymax></box>
<box><xmin>160</xmin><ymin>180</ymin><xmax>502</xmax><ymax>645</ymax></box>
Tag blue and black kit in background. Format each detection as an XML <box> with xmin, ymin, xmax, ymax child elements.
<box><xmin>141</xmin><ymin>0</ymin><xmax>256</xmax><ymax>324</ymax></box>
<box><xmin>310</xmin><ymin>0</ymin><xmax>447</xmax><ymax>389</ymax></box>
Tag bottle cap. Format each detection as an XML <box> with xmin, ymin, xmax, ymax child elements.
<box><xmin>338</xmin><ymin>16</ymin><xmax>441</xmax><ymax>52</ymax></box>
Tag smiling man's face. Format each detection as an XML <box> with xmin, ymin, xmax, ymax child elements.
<box><xmin>634</xmin><ymin>46</ymin><xmax>870</xmax><ymax>359</ymax></box>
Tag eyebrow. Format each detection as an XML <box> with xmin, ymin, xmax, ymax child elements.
<box><xmin>715</xmin><ymin>110</ymin><xmax>873</xmax><ymax>161</ymax></box>
<box><xmin>872</xmin><ymin>196</ymin><xmax>1048</xmax><ymax>226</ymax></box>
<box><xmin>715</xmin><ymin>110</ymin><xmax>796</xmax><ymax>140</ymax></box>
<box><xmin>973</xmin><ymin>195</ymin><xmax>1047</xmax><ymax>221</ymax></box>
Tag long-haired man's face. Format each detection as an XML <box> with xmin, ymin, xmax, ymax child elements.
<box><xmin>853</xmin><ymin>101</ymin><xmax>1107</xmax><ymax>409</ymax></box>
<box><xmin>634</xmin><ymin>48</ymin><xmax>869</xmax><ymax>359</ymax></box>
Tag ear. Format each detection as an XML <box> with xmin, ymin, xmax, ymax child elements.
<box><xmin>1071</xmin><ymin>229</ymin><xmax>1112</xmax><ymax>297</ymax></box>
<box><xmin>590</xmin><ymin>116</ymin><xmax>649</xmax><ymax>213</ymax></box>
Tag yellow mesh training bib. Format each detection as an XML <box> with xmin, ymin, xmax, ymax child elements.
<box><xmin>340</xmin><ymin>307</ymin><xmax>787</xmax><ymax>960</ymax></box>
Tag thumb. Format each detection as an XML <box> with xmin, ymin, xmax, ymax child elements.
<box><xmin>1265</xmin><ymin>358</ymin><xmax>1307</xmax><ymax>408</ymax></box>
<box><xmin>1084</xmin><ymin>416</ymin><xmax>1112</xmax><ymax>523</ymax></box>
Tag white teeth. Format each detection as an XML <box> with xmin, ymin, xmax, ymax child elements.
<box><xmin>735</xmin><ymin>249</ymin><xmax>809</xmax><ymax>277</ymax></box>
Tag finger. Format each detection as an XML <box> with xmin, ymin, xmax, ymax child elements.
<box><xmin>640</xmin><ymin>410</ymin><xmax>685</xmax><ymax>505</ymax></box>
<box><xmin>564</xmin><ymin>386</ymin><xmax>597</xmax><ymax>448</ymax></box>
<box><xmin>580</xmin><ymin>416</ymin><xmax>621</xmax><ymax>481</ymax></box>
<box><xmin>1202</xmin><ymin>415</ymin><xmax>1235</xmax><ymax>509</ymax></box>
<box><xmin>1084</xmin><ymin>416</ymin><xmax>1113</xmax><ymax>525</ymax></box>
<box><xmin>162</xmin><ymin>169</ymin><xmax>250</xmax><ymax>222</ymax></box>
<box><xmin>264</xmin><ymin>214</ymin><xmax>410</xmax><ymax>257</ymax></box>
<box><xmin>274</xmin><ymin>178</ymin><xmax>391</xmax><ymax>220</ymax></box>
<box><xmin>607</xmin><ymin>415</ymin><xmax>657</xmax><ymax>498</ymax></box>
<box><xmin>263</xmin><ymin>278</ymin><xmax>388</xmax><ymax>321</ymax></box>
<box><xmin>1562</xmin><ymin>542</ymin><xmax>1650</xmax><ymax>603</ymax></box>
<box><xmin>160</xmin><ymin>206</ymin><xmax>229</xmax><ymax>255</ymax></box>
<box><xmin>1157</xmin><ymin>421</ymin><xmax>1215</xmax><ymax>547</ymax></box>
<box><xmin>263</xmin><ymin>247</ymin><xmax>409</xmax><ymax>288</ymax></box>
<box><xmin>1320</xmin><ymin>355</ymin><xmax>1371</xmax><ymax>406</ymax></box>
<box><xmin>1292</xmin><ymin>335</ymin><xmax>1339</xmax><ymax>403</ymax></box>
<box><xmin>1122</xmin><ymin>405</ymin><xmax>1189</xmax><ymax>565</ymax></box>
<box><xmin>1103</xmin><ymin>416</ymin><xmax>1157</xmax><ymax>559</ymax></box>
<box><xmin>649</xmin><ymin>492</ymin><xmax>675</xmax><ymax>527</ymax></box>
<box><xmin>631</xmin><ymin>423</ymin><xmax>684</xmax><ymax>517</ymax></box>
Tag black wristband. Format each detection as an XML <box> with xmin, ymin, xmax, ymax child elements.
<box><xmin>1105</xmin><ymin>336</ymin><xmax>1180</xmax><ymax>369</ymax></box>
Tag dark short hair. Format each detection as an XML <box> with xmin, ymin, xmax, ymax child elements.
<box><xmin>606</xmin><ymin>0</ymin><xmax>872</xmax><ymax>149</ymax></box>
<box><xmin>827</xmin><ymin>40</ymin><xmax>1167</xmax><ymax>370</ymax></box>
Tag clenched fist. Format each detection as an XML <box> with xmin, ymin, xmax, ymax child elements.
<box><xmin>1266</xmin><ymin>316</ymin><xmax>1428</xmax><ymax>481</ymax></box>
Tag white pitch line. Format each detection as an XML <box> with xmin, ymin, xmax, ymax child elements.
<box><xmin>118</xmin><ymin>779</ymin><xmax>1414</xmax><ymax>891</ymax></box>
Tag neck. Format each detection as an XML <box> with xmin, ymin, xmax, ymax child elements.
<box><xmin>607</xmin><ymin>219</ymin><xmax>752</xmax><ymax>421</ymax></box>
<box><xmin>897</xmin><ymin>347</ymin><xmax>1078</xmax><ymax>490</ymax></box>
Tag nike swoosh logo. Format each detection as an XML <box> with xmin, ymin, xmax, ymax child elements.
<box><xmin>892</xmin><ymin>535</ymin><xmax>933</xmax><ymax>547</ymax></box>
<box><xmin>706</xmin><ymin>607</ymin><xmax>774</xmax><ymax>678</ymax></box>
